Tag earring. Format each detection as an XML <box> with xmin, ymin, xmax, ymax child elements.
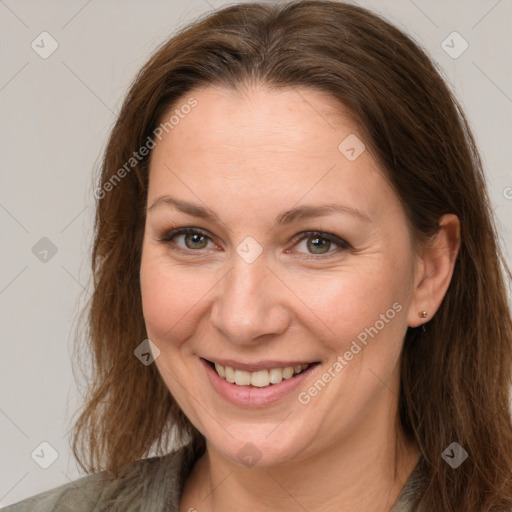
<box><xmin>418</xmin><ymin>311</ymin><xmax>428</xmax><ymax>319</ymax></box>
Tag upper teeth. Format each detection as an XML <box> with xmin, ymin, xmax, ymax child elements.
<box><xmin>214</xmin><ymin>362</ymin><xmax>310</xmax><ymax>387</ymax></box>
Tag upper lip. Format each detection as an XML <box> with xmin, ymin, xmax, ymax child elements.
<box><xmin>202</xmin><ymin>357</ymin><xmax>318</xmax><ymax>372</ymax></box>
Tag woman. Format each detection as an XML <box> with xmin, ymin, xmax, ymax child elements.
<box><xmin>4</xmin><ymin>1</ymin><xmax>512</xmax><ymax>510</ymax></box>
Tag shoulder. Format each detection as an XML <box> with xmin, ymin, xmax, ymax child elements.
<box><xmin>1</xmin><ymin>472</ymin><xmax>107</xmax><ymax>512</ymax></box>
<box><xmin>1</xmin><ymin>445</ymin><xmax>192</xmax><ymax>512</ymax></box>
<box><xmin>390</xmin><ymin>456</ymin><xmax>512</xmax><ymax>512</ymax></box>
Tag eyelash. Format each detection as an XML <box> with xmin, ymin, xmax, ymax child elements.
<box><xmin>157</xmin><ymin>227</ymin><xmax>352</xmax><ymax>259</ymax></box>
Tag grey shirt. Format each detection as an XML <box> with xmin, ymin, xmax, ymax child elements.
<box><xmin>1</xmin><ymin>445</ymin><xmax>426</xmax><ymax>511</ymax></box>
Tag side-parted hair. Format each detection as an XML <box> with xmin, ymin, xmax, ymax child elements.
<box><xmin>73</xmin><ymin>1</ymin><xmax>512</xmax><ymax>510</ymax></box>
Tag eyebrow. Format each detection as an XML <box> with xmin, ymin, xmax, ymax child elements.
<box><xmin>148</xmin><ymin>195</ymin><xmax>371</xmax><ymax>225</ymax></box>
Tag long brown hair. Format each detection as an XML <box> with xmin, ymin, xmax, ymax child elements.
<box><xmin>72</xmin><ymin>1</ymin><xmax>512</xmax><ymax>509</ymax></box>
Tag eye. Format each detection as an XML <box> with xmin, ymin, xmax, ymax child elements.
<box><xmin>158</xmin><ymin>228</ymin><xmax>216</xmax><ymax>253</ymax></box>
<box><xmin>290</xmin><ymin>231</ymin><xmax>351</xmax><ymax>257</ymax></box>
<box><xmin>157</xmin><ymin>228</ymin><xmax>351</xmax><ymax>258</ymax></box>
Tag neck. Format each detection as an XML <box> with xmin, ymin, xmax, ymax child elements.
<box><xmin>181</xmin><ymin>418</ymin><xmax>420</xmax><ymax>512</ymax></box>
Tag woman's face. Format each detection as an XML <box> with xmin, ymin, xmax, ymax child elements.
<box><xmin>140</xmin><ymin>84</ymin><xmax>420</xmax><ymax>467</ymax></box>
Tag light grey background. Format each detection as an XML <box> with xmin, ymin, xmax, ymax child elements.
<box><xmin>1</xmin><ymin>0</ymin><xmax>511</xmax><ymax>506</ymax></box>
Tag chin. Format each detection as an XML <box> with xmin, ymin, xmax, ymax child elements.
<box><xmin>203</xmin><ymin>421</ymin><xmax>317</xmax><ymax>468</ymax></box>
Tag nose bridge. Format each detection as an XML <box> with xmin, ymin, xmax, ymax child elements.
<box><xmin>210</xmin><ymin>250</ymin><xmax>290</xmax><ymax>344</ymax></box>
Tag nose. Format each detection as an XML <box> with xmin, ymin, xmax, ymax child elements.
<box><xmin>209</xmin><ymin>253</ymin><xmax>292</xmax><ymax>346</ymax></box>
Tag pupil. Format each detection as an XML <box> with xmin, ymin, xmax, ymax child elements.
<box><xmin>308</xmin><ymin>237</ymin><xmax>330</xmax><ymax>254</ymax></box>
<box><xmin>186</xmin><ymin>233</ymin><xmax>207</xmax><ymax>249</ymax></box>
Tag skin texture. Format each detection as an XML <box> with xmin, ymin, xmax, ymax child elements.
<box><xmin>140</xmin><ymin>85</ymin><xmax>460</xmax><ymax>512</ymax></box>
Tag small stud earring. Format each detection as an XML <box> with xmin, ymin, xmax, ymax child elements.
<box><xmin>419</xmin><ymin>311</ymin><xmax>428</xmax><ymax>319</ymax></box>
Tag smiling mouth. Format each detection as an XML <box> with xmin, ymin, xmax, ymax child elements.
<box><xmin>206</xmin><ymin>360</ymin><xmax>318</xmax><ymax>388</ymax></box>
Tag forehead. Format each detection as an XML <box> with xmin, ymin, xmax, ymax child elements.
<box><xmin>147</xmin><ymin>84</ymin><xmax>399</xmax><ymax>225</ymax></box>
<box><xmin>155</xmin><ymin>84</ymin><xmax>359</xmax><ymax>156</ymax></box>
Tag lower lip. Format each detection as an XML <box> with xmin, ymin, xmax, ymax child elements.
<box><xmin>201</xmin><ymin>358</ymin><xmax>319</xmax><ymax>407</ymax></box>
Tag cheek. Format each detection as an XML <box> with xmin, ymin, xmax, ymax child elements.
<box><xmin>140</xmin><ymin>250</ymin><xmax>209</xmax><ymax>347</ymax></box>
<box><xmin>294</xmin><ymin>264</ymin><xmax>409</xmax><ymax>420</ymax></box>
<box><xmin>283</xmin><ymin>257</ymin><xmax>410</xmax><ymax>352</ymax></box>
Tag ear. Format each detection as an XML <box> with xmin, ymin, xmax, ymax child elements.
<box><xmin>407</xmin><ymin>214</ymin><xmax>461</xmax><ymax>328</ymax></box>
